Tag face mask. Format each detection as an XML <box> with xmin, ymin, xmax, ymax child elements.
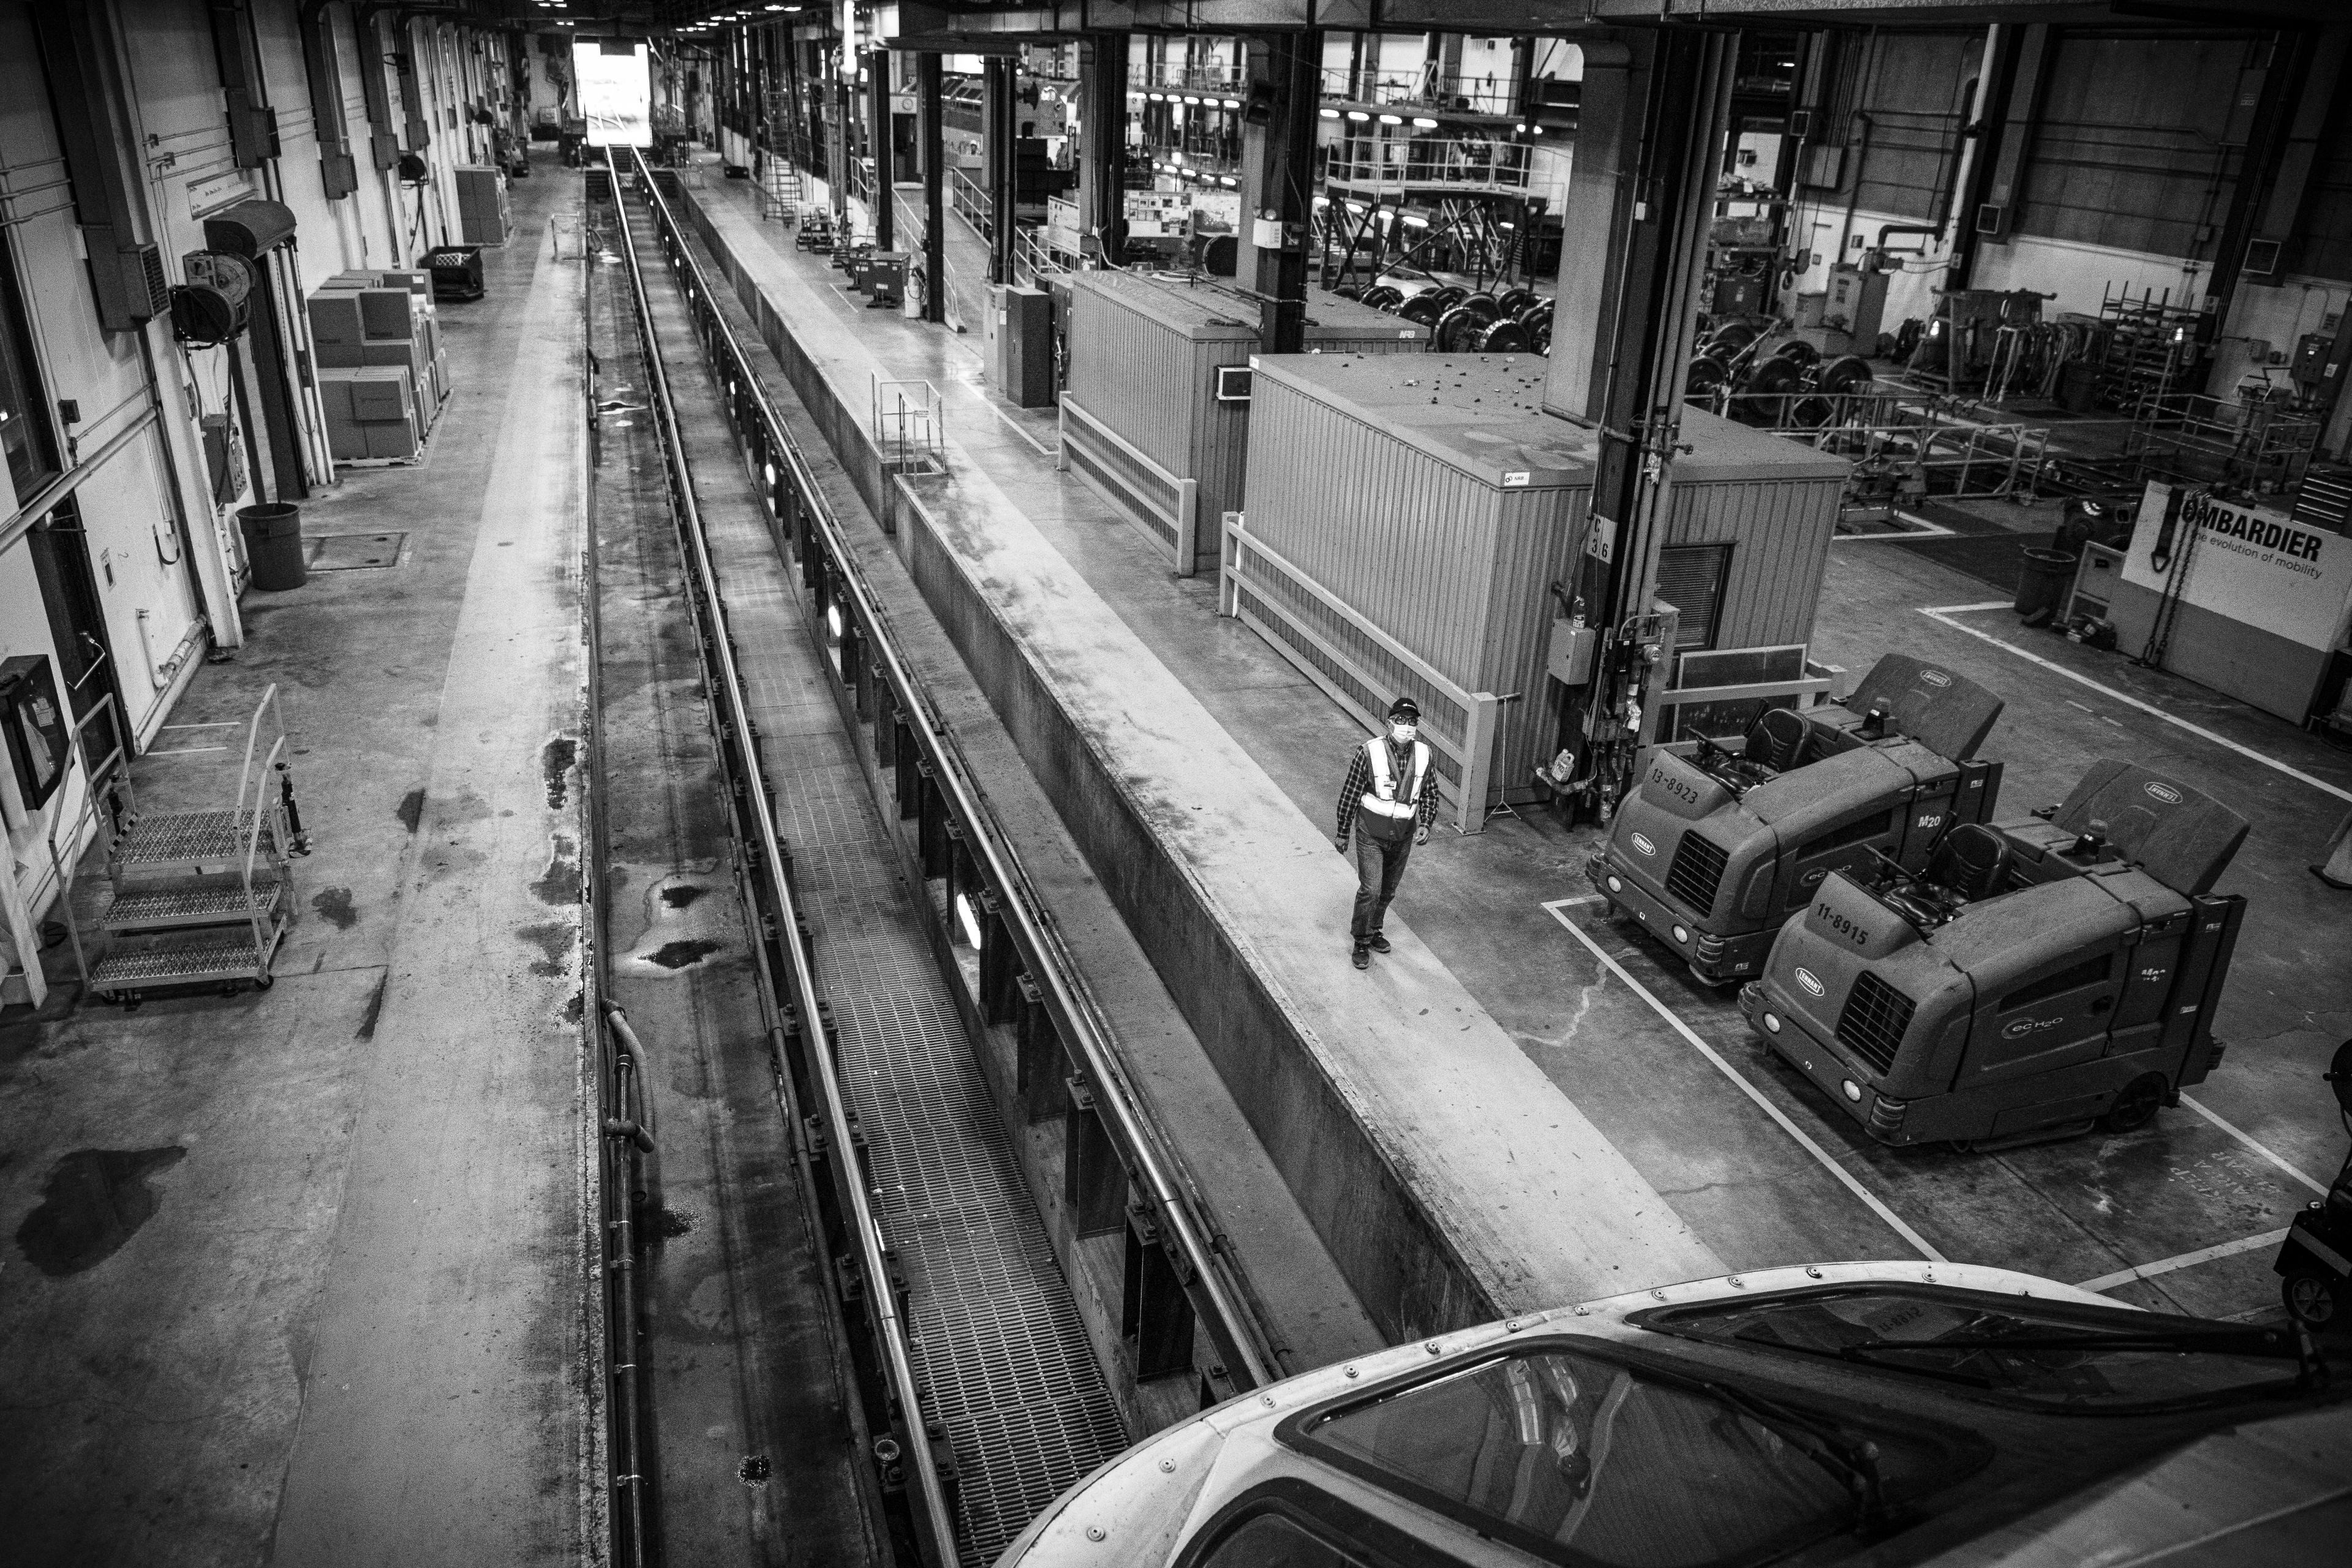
<box><xmin>1389</xmin><ymin>723</ymin><xmax>1417</xmax><ymax>742</ymax></box>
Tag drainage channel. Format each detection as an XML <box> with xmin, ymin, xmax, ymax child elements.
<box><xmin>607</xmin><ymin>150</ymin><xmax>1278</xmax><ymax>1566</ymax></box>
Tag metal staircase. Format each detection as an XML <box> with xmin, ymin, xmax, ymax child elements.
<box><xmin>77</xmin><ymin>687</ymin><xmax>298</xmax><ymax>1005</ymax></box>
<box><xmin>761</xmin><ymin>157</ymin><xmax>802</xmax><ymax>224</ymax></box>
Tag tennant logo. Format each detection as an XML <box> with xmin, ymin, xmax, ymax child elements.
<box><xmin>1795</xmin><ymin>968</ymin><xmax>1825</xmax><ymax>997</ymax></box>
<box><xmin>1630</xmin><ymin>832</ymin><xmax>1657</xmax><ymax>856</ymax></box>
<box><xmin>1920</xmin><ymin>669</ymin><xmax>1951</xmax><ymax>687</ymax></box>
<box><xmin>2145</xmin><ymin>782</ymin><xmax>2184</xmax><ymax>805</ymax></box>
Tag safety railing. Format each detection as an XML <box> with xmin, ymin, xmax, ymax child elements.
<box><xmin>1219</xmin><ymin>511</ymin><xmax>1499</xmax><ymax>834</ymax></box>
<box><xmin>946</xmin><ymin>164</ymin><xmax>990</xmax><ymax>240</ymax></box>
<box><xmin>1320</xmin><ymin>67</ymin><xmax>1520</xmax><ymax>116</ymax></box>
<box><xmin>872</xmin><ymin>374</ymin><xmax>945</xmax><ymax>472</ymax></box>
<box><xmin>1058</xmin><ymin>398</ymin><xmax>1199</xmax><ymax>572</ymax></box>
<box><xmin>1321</xmin><ymin>136</ymin><xmax>1532</xmax><ymax>197</ymax></box>
<box><xmin>619</xmin><ymin>148</ymin><xmax>1280</xmax><ymax>1560</ymax></box>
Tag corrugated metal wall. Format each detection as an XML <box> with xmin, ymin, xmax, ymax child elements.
<box><xmin>1661</xmin><ymin>472</ymin><xmax>1845</xmax><ymax>650</ymax></box>
<box><xmin>1188</xmin><ymin>336</ymin><xmax>1254</xmax><ymax>568</ymax></box>
<box><xmin>1240</xmin><ymin>372</ymin><xmax>1588</xmax><ymax>801</ymax></box>
<box><xmin>1067</xmin><ymin>278</ymin><xmax>1200</xmax><ymax>483</ymax></box>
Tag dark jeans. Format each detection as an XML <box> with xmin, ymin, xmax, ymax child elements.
<box><xmin>1351</xmin><ymin>828</ymin><xmax>1415</xmax><ymax>942</ymax></box>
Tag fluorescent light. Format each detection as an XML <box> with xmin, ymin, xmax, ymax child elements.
<box><xmin>1221</xmin><ymin>99</ymin><xmax>1241</xmax><ymax>110</ymax></box>
<box><xmin>954</xmin><ymin>892</ymin><xmax>984</xmax><ymax>950</ymax></box>
<box><xmin>826</xmin><ymin>603</ymin><xmax>843</xmax><ymax>638</ymax></box>
<box><xmin>1411</xmin><ymin>116</ymin><xmax>1438</xmax><ymax>129</ymax></box>
<box><xmin>1400</xmin><ymin>214</ymin><xmax>1428</xmax><ymax>228</ymax></box>
<box><xmin>1378</xmin><ymin>113</ymin><xmax>1402</xmax><ymax>125</ymax></box>
<box><xmin>1345</xmin><ymin>110</ymin><xmax>1370</xmax><ymax>122</ymax></box>
<box><xmin>1318</xmin><ymin>108</ymin><xmax>1340</xmax><ymax>119</ymax></box>
<box><xmin>1182</xmin><ymin>95</ymin><xmax>1201</xmax><ymax>105</ymax></box>
<box><xmin>1218</xmin><ymin>175</ymin><xmax>1236</xmax><ymax>186</ymax></box>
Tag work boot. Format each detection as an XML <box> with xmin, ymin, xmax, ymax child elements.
<box><xmin>1367</xmin><ymin>932</ymin><xmax>1392</xmax><ymax>954</ymax></box>
<box><xmin>1351</xmin><ymin>942</ymin><xmax>1370</xmax><ymax>970</ymax></box>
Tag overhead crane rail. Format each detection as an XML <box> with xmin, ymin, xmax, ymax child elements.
<box><xmin>605</xmin><ymin>146</ymin><xmax>1279</xmax><ymax>1564</ymax></box>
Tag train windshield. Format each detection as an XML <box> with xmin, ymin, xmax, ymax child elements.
<box><xmin>1646</xmin><ymin>1286</ymin><xmax>2306</xmax><ymax>1411</ymax></box>
<box><xmin>1291</xmin><ymin>1344</ymin><xmax>1971</xmax><ymax>1568</ymax></box>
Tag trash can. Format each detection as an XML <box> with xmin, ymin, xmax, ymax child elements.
<box><xmin>2014</xmin><ymin>546</ymin><xmax>2078</xmax><ymax>627</ymax></box>
<box><xmin>237</xmin><ymin>502</ymin><xmax>307</xmax><ymax>591</ymax></box>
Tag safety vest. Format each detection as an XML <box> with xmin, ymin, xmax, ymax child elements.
<box><xmin>1360</xmin><ymin>735</ymin><xmax>1430</xmax><ymax>840</ymax></box>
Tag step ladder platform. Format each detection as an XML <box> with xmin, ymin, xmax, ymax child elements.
<box><xmin>112</xmin><ymin>808</ymin><xmax>281</xmax><ymax>878</ymax></box>
<box><xmin>104</xmin><ymin>881</ymin><xmax>285</xmax><ymax>934</ymax></box>
<box><xmin>91</xmin><ymin>921</ymin><xmax>286</xmax><ymax>998</ymax></box>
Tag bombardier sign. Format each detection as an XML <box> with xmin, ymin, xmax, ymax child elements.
<box><xmin>2125</xmin><ymin>482</ymin><xmax>2352</xmax><ymax>652</ymax></box>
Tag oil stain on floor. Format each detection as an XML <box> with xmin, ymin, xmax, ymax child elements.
<box><xmin>15</xmin><ymin>1147</ymin><xmax>188</xmax><ymax>1276</ymax></box>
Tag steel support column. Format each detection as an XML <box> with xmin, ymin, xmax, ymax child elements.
<box><xmin>1079</xmin><ymin>33</ymin><xmax>1129</xmax><ymax>263</ymax></box>
<box><xmin>1245</xmin><ymin>31</ymin><xmax>1319</xmax><ymax>355</ymax></box>
<box><xmin>1544</xmin><ymin>28</ymin><xmax>1735</xmax><ymax>820</ymax></box>
<box><xmin>869</xmin><ymin>48</ymin><xmax>894</xmax><ymax>251</ymax></box>
<box><xmin>919</xmin><ymin>51</ymin><xmax>946</xmax><ymax>323</ymax></box>
<box><xmin>984</xmin><ymin>55</ymin><xmax>1016</xmax><ymax>284</ymax></box>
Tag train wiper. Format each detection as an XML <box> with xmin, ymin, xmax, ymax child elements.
<box><xmin>1839</xmin><ymin>1322</ymin><xmax>2329</xmax><ymax>1392</ymax></box>
<box><xmin>1697</xmin><ymin>1379</ymin><xmax>1896</xmax><ymax>1535</ymax></box>
<box><xmin>1839</xmin><ymin>1325</ymin><xmax>2299</xmax><ymax>1360</ymax></box>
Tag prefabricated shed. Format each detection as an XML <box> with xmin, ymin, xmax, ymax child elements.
<box><xmin>1654</xmin><ymin>407</ymin><xmax>1851</xmax><ymax>653</ymax></box>
<box><xmin>1061</xmin><ymin>273</ymin><xmax>1428</xmax><ymax>576</ymax></box>
<box><xmin>1232</xmin><ymin>352</ymin><xmax>1597</xmax><ymax>831</ymax></box>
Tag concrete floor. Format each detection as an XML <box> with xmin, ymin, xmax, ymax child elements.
<box><xmin>0</xmin><ymin>156</ymin><xmax>598</xmax><ymax>1563</ymax></box>
<box><xmin>689</xmin><ymin>164</ymin><xmax>2352</xmax><ymax>1329</ymax></box>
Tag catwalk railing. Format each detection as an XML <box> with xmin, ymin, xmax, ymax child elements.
<box><xmin>612</xmin><ymin>147</ymin><xmax>1281</xmax><ymax>1563</ymax></box>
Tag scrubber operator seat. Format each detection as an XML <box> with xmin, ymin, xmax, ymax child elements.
<box><xmin>1876</xmin><ymin>823</ymin><xmax>2013</xmax><ymax>930</ymax></box>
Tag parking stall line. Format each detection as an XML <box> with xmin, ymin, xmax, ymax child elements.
<box><xmin>1917</xmin><ymin>605</ymin><xmax>2352</xmax><ymax>807</ymax></box>
<box><xmin>2177</xmin><ymin>1095</ymin><xmax>2332</xmax><ymax>1197</ymax></box>
<box><xmin>2074</xmin><ymin>1227</ymin><xmax>2293</xmax><ymax>1295</ymax></box>
<box><xmin>1544</xmin><ymin>900</ymin><xmax>1947</xmax><ymax>1263</ymax></box>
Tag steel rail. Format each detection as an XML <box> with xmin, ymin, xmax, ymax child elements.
<box><xmin>622</xmin><ymin>148</ymin><xmax>1280</xmax><ymax>1394</ymax></box>
<box><xmin>604</xmin><ymin>161</ymin><xmax>965</xmax><ymax>1568</ymax></box>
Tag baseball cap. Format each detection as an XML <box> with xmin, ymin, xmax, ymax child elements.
<box><xmin>1387</xmin><ymin>696</ymin><xmax>1422</xmax><ymax>722</ymax></box>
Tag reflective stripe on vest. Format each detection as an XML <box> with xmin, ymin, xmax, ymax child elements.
<box><xmin>1360</xmin><ymin>736</ymin><xmax>1430</xmax><ymax>820</ymax></box>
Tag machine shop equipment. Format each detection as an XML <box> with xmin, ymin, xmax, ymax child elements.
<box><xmin>1741</xmin><ymin>760</ymin><xmax>2248</xmax><ymax>1150</ymax></box>
<box><xmin>1588</xmin><ymin>654</ymin><xmax>2005</xmax><ymax>985</ymax></box>
<box><xmin>2272</xmin><ymin>1038</ymin><xmax>2352</xmax><ymax>1330</ymax></box>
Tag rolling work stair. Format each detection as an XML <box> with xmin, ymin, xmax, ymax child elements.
<box><xmin>761</xmin><ymin>158</ymin><xmax>803</xmax><ymax>225</ymax></box>
<box><xmin>79</xmin><ymin>687</ymin><xmax>301</xmax><ymax>1005</ymax></box>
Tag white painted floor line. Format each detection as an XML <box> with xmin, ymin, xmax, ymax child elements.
<box><xmin>159</xmin><ymin>722</ymin><xmax>240</xmax><ymax>730</ymax></box>
<box><xmin>981</xmin><ymin>395</ymin><xmax>1055</xmax><ymax>459</ymax></box>
<box><xmin>2074</xmin><ymin>1227</ymin><xmax>2291</xmax><ymax>1294</ymax></box>
<box><xmin>1834</xmin><ymin>510</ymin><xmax>1958</xmax><ymax>541</ymax></box>
<box><xmin>1921</xmin><ymin>600</ymin><xmax>2015</xmax><ymax>614</ymax></box>
<box><xmin>2179</xmin><ymin>1094</ymin><xmax>2331</xmax><ymax>1197</ymax></box>
<box><xmin>1918</xmin><ymin>606</ymin><xmax>2352</xmax><ymax>807</ymax></box>
<box><xmin>144</xmin><ymin>745</ymin><xmax>230</xmax><ymax>755</ymax></box>
<box><xmin>1551</xmin><ymin>892</ymin><xmax>1606</xmax><ymax>907</ymax></box>
<box><xmin>1542</xmin><ymin>900</ymin><xmax>1946</xmax><ymax>1262</ymax></box>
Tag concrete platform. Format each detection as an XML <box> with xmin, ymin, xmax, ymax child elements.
<box><xmin>0</xmin><ymin>155</ymin><xmax>597</xmax><ymax>1564</ymax></box>
<box><xmin>670</xmin><ymin>169</ymin><xmax>1721</xmax><ymax>1340</ymax></box>
<box><xmin>677</xmin><ymin>159</ymin><xmax>2352</xmax><ymax>1334</ymax></box>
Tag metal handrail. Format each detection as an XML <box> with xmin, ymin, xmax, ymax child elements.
<box><xmin>606</xmin><ymin>154</ymin><xmax>963</xmax><ymax>1568</ymax></box>
<box><xmin>243</xmin><ymin>735</ymin><xmax>284</xmax><ymax>960</ymax></box>
<box><xmin>624</xmin><ymin>152</ymin><xmax>1279</xmax><ymax>1395</ymax></box>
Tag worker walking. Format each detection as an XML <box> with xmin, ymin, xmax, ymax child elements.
<box><xmin>1335</xmin><ymin>697</ymin><xmax>1439</xmax><ymax>970</ymax></box>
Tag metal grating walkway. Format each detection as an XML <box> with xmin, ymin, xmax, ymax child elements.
<box><xmin>634</xmin><ymin>191</ymin><xmax>1128</xmax><ymax>1566</ymax></box>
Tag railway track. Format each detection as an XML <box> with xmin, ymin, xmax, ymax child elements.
<box><xmin>600</xmin><ymin>147</ymin><xmax>1278</xmax><ymax>1566</ymax></box>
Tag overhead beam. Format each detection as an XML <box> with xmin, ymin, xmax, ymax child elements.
<box><xmin>876</xmin><ymin>0</ymin><xmax>2352</xmax><ymax>40</ymax></box>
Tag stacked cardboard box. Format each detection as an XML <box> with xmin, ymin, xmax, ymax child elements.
<box><xmin>316</xmin><ymin>366</ymin><xmax>419</xmax><ymax>460</ymax></box>
<box><xmin>307</xmin><ymin>271</ymin><xmax>450</xmax><ymax>461</ymax></box>
<box><xmin>453</xmin><ymin>166</ymin><xmax>510</xmax><ymax>247</ymax></box>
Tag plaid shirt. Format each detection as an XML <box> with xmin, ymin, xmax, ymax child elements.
<box><xmin>1336</xmin><ymin>736</ymin><xmax>1440</xmax><ymax>842</ymax></box>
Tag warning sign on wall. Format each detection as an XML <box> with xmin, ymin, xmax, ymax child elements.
<box><xmin>2124</xmin><ymin>482</ymin><xmax>2352</xmax><ymax>652</ymax></box>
